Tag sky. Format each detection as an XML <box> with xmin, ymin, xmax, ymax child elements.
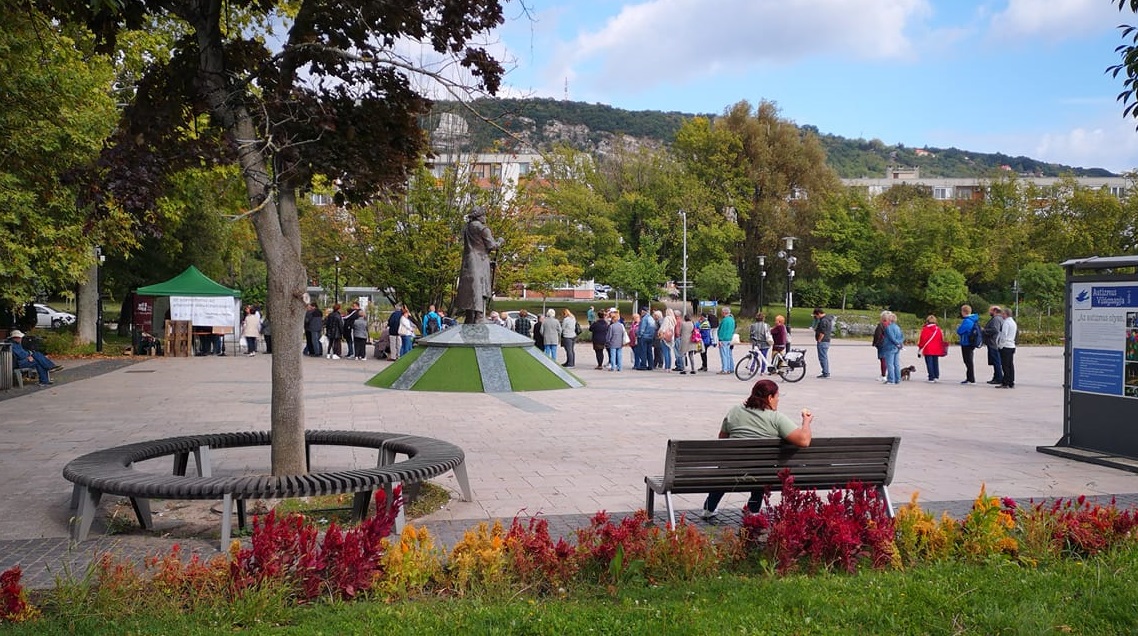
<box><xmin>477</xmin><ymin>0</ymin><xmax>1138</xmax><ymax>174</ymax></box>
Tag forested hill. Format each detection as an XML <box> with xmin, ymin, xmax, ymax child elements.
<box><xmin>428</xmin><ymin>98</ymin><xmax>1115</xmax><ymax>178</ymax></box>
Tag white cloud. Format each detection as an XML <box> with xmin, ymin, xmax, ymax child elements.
<box><xmin>1033</xmin><ymin>117</ymin><xmax>1138</xmax><ymax>173</ymax></box>
<box><xmin>547</xmin><ymin>0</ymin><xmax>932</xmax><ymax>94</ymax></box>
<box><xmin>988</xmin><ymin>0</ymin><xmax>1118</xmax><ymax>41</ymax></box>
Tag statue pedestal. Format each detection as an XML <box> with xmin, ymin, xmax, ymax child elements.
<box><xmin>367</xmin><ymin>324</ymin><xmax>583</xmax><ymax>392</ymax></box>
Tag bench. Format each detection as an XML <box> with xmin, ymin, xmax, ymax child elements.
<box><xmin>13</xmin><ymin>366</ymin><xmax>38</xmax><ymax>387</ymax></box>
<box><xmin>644</xmin><ymin>436</ymin><xmax>901</xmax><ymax>528</ymax></box>
<box><xmin>63</xmin><ymin>430</ymin><xmax>473</xmax><ymax>549</ymax></box>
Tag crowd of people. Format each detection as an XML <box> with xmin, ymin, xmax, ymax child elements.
<box><xmin>232</xmin><ymin>299</ymin><xmax>1021</xmax><ymax>391</ymax></box>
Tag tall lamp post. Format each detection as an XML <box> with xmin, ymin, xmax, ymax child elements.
<box><xmin>679</xmin><ymin>209</ymin><xmax>688</xmax><ymax>312</ymax></box>
<box><xmin>776</xmin><ymin>236</ymin><xmax>797</xmax><ymax>324</ymax></box>
<box><xmin>93</xmin><ymin>246</ymin><xmax>105</xmax><ymax>352</ymax></box>
<box><xmin>758</xmin><ymin>255</ymin><xmax>766</xmax><ymax>313</ymax></box>
<box><xmin>333</xmin><ymin>255</ymin><xmax>341</xmax><ymax>305</ymax></box>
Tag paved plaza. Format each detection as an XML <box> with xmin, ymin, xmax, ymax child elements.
<box><xmin>2</xmin><ymin>340</ymin><xmax>1137</xmax><ymax>586</ymax></box>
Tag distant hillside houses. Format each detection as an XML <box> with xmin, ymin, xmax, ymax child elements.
<box><xmin>843</xmin><ymin>167</ymin><xmax>1128</xmax><ymax>201</ymax></box>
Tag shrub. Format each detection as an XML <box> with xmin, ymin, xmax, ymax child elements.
<box><xmin>504</xmin><ymin>516</ymin><xmax>578</xmax><ymax>595</ymax></box>
<box><xmin>376</xmin><ymin>524</ymin><xmax>445</xmax><ymax>600</ymax></box>
<box><xmin>446</xmin><ymin>520</ymin><xmax>511</xmax><ymax>597</ymax></box>
<box><xmin>229</xmin><ymin>488</ymin><xmax>400</xmax><ymax>601</ymax></box>
<box><xmin>742</xmin><ymin>470</ymin><xmax>898</xmax><ymax>574</ymax></box>
<box><xmin>892</xmin><ymin>492</ymin><xmax>959</xmax><ymax>567</ymax></box>
<box><xmin>0</xmin><ymin>566</ymin><xmax>38</xmax><ymax>623</ymax></box>
<box><xmin>1010</xmin><ymin>496</ymin><xmax>1138</xmax><ymax>563</ymax></box>
<box><xmin>957</xmin><ymin>485</ymin><xmax>1018</xmax><ymax>562</ymax></box>
<box><xmin>573</xmin><ymin>511</ymin><xmax>656</xmax><ymax>586</ymax></box>
<box><xmin>644</xmin><ymin>519</ymin><xmax>722</xmax><ymax>582</ymax></box>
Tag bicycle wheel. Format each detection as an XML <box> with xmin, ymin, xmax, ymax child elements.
<box><xmin>778</xmin><ymin>359</ymin><xmax>806</xmax><ymax>383</ymax></box>
<box><xmin>735</xmin><ymin>354</ymin><xmax>759</xmax><ymax>381</ymax></box>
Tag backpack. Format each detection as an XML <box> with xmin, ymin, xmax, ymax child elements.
<box><xmin>969</xmin><ymin>320</ymin><xmax>982</xmax><ymax>347</ymax></box>
<box><xmin>574</xmin><ymin>321</ymin><xmax>582</xmax><ymax>336</ymax></box>
<box><xmin>425</xmin><ymin>314</ymin><xmax>441</xmax><ymax>335</ymax></box>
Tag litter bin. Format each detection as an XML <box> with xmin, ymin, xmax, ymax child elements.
<box><xmin>0</xmin><ymin>342</ymin><xmax>11</xmax><ymax>391</ymax></box>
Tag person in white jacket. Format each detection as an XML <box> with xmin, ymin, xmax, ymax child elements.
<box><xmin>996</xmin><ymin>308</ymin><xmax>1018</xmax><ymax>389</ymax></box>
<box><xmin>560</xmin><ymin>308</ymin><xmax>578</xmax><ymax>368</ymax></box>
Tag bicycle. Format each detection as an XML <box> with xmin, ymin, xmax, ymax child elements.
<box><xmin>734</xmin><ymin>343</ymin><xmax>807</xmax><ymax>382</ymax></box>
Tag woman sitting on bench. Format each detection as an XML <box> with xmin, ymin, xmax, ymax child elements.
<box><xmin>701</xmin><ymin>378</ymin><xmax>813</xmax><ymax>519</ymax></box>
<box><xmin>8</xmin><ymin>330</ymin><xmax>63</xmax><ymax>386</ymax></box>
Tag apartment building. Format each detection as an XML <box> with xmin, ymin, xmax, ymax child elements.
<box><xmin>843</xmin><ymin>167</ymin><xmax>1129</xmax><ymax>201</ymax></box>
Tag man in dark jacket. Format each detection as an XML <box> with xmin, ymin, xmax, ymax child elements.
<box><xmin>342</xmin><ymin>302</ymin><xmax>360</xmax><ymax>358</ymax></box>
<box><xmin>305</xmin><ymin>303</ymin><xmax>324</xmax><ymax>357</ymax></box>
<box><xmin>387</xmin><ymin>306</ymin><xmax>403</xmax><ymax>362</ymax></box>
<box><xmin>982</xmin><ymin>305</ymin><xmax>1004</xmax><ymax>384</ymax></box>
<box><xmin>324</xmin><ymin>304</ymin><xmax>344</xmax><ymax>359</ymax></box>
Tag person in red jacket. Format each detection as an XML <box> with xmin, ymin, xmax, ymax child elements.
<box><xmin>916</xmin><ymin>315</ymin><xmax>948</xmax><ymax>382</ymax></box>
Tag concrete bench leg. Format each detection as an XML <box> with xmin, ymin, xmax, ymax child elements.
<box><xmin>130</xmin><ymin>497</ymin><xmax>153</xmax><ymax>530</ymax></box>
<box><xmin>172</xmin><ymin>445</ymin><xmax>211</xmax><ymax>477</ymax></box>
<box><xmin>453</xmin><ymin>462</ymin><xmax>473</xmax><ymax>502</ymax></box>
<box><xmin>644</xmin><ymin>487</ymin><xmax>655</xmax><ymax>518</ymax></box>
<box><xmin>220</xmin><ymin>494</ymin><xmax>234</xmax><ymax>550</ymax></box>
<box><xmin>71</xmin><ymin>487</ymin><xmax>103</xmax><ymax>542</ymax></box>
<box><xmin>381</xmin><ymin>482</ymin><xmax>406</xmax><ymax>536</ymax></box>
<box><xmin>351</xmin><ymin>491</ymin><xmax>373</xmax><ymax>522</ymax></box>
<box><xmin>70</xmin><ymin>483</ymin><xmax>82</xmax><ymax>510</ymax></box>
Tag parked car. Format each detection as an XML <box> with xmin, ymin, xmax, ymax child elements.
<box><xmin>593</xmin><ymin>290</ymin><xmax>609</xmax><ymax>300</ymax></box>
<box><xmin>35</xmin><ymin>303</ymin><xmax>76</xmax><ymax>329</ymax></box>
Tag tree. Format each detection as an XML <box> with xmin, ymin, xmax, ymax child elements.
<box><xmin>924</xmin><ymin>269</ymin><xmax>969</xmax><ymax>315</ymax></box>
<box><xmin>693</xmin><ymin>261</ymin><xmax>740</xmax><ymax>303</ymax></box>
<box><xmin>53</xmin><ymin>0</ymin><xmax>507</xmax><ymax>474</ymax></box>
<box><xmin>1018</xmin><ymin>262</ymin><xmax>1065</xmax><ymax>315</ymax></box>
<box><xmin>0</xmin><ymin>3</ymin><xmax>117</xmax><ymax>307</ymax></box>
<box><xmin>710</xmin><ymin>101</ymin><xmax>841</xmax><ymax>315</ymax></box>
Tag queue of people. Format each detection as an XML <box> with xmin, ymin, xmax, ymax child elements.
<box><xmin>872</xmin><ymin>304</ymin><xmax>1018</xmax><ymax>387</ymax></box>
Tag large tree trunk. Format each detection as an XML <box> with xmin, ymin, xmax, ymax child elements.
<box><xmin>190</xmin><ymin>2</ymin><xmax>308</xmax><ymax>475</ymax></box>
<box><xmin>75</xmin><ymin>254</ymin><xmax>98</xmax><ymax>344</ymax></box>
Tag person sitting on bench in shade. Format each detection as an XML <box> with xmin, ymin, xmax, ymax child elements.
<box><xmin>701</xmin><ymin>378</ymin><xmax>812</xmax><ymax>519</ymax></box>
<box><xmin>7</xmin><ymin>330</ymin><xmax>63</xmax><ymax>386</ymax></box>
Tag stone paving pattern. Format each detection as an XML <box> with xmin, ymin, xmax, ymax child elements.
<box><xmin>2</xmin><ymin>341</ymin><xmax>1136</xmax><ymax>589</ymax></box>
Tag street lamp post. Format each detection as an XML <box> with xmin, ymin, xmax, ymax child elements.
<box><xmin>758</xmin><ymin>255</ymin><xmax>766</xmax><ymax>313</ymax></box>
<box><xmin>679</xmin><ymin>210</ymin><xmax>688</xmax><ymax>313</ymax></box>
<box><xmin>95</xmin><ymin>246</ymin><xmax>105</xmax><ymax>353</ymax></box>
<box><xmin>777</xmin><ymin>237</ymin><xmax>797</xmax><ymax>324</ymax></box>
<box><xmin>333</xmin><ymin>255</ymin><xmax>341</xmax><ymax>305</ymax></box>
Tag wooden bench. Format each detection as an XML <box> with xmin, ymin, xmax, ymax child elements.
<box><xmin>645</xmin><ymin>436</ymin><xmax>901</xmax><ymax>528</ymax></box>
<box><xmin>63</xmin><ymin>430</ymin><xmax>473</xmax><ymax>549</ymax></box>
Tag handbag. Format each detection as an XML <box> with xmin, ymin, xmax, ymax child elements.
<box><xmin>622</xmin><ymin>329</ymin><xmax>631</xmax><ymax>346</ymax></box>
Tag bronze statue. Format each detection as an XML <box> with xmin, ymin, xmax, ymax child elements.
<box><xmin>455</xmin><ymin>206</ymin><xmax>504</xmax><ymax>323</ymax></box>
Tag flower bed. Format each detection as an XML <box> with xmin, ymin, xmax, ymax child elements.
<box><xmin>5</xmin><ymin>475</ymin><xmax>1138</xmax><ymax>625</ymax></box>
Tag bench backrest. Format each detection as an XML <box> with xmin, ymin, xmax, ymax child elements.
<box><xmin>661</xmin><ymin>436</ymin><xmax>900</xmax><ymax>494</ymax></box>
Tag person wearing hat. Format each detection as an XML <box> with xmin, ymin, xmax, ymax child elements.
<box><xmin>7</xmin><ymin>330</ymin><xmax>63</xmax><ymax>386</ymax></box>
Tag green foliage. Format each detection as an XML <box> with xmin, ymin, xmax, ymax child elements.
<box><xmin>0</xmin><ymin>4</ymin><xmax>117</xmax><ymax>303</ymax></box>
<box><xmin>924</xmin><ymin>269</ymin><xmax>969</xmax><ymax>314</ymax></box>
<box><xmin>692</xmin><ymin>262</ymin><xmax>739</xmax><ymax>302</ymax></box>
<box><xmin>1017</xmin><ymin>262</ymin><xmax>1065</xmax><ymax>312</ymax></box>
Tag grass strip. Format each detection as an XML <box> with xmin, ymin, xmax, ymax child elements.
<box><xmin>12</xmin><ymin>545</ymin><xmax>1138</xmax><ymax>635</ymax></box>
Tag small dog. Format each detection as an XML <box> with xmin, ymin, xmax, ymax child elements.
<box><xmin>900</xmin><ymin>365</ymin><xmax>917</xmax><ymax>381</ymax></box>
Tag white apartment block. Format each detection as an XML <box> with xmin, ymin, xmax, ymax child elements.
<box><xmin>843</xmin><ymin>168</ymin><xmax>1129</xmax><ymax>201</ymax></box>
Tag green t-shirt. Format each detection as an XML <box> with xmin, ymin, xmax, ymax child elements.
<box><xmin>719</xmin><ymin>404</ymin><xmax>797</xmax><ymax>440</ymax></box>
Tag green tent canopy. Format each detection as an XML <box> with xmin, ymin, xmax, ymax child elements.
<box><xmin>136</xmin><ymin>266</ymin><xmax>241</xmax><ymax>298</ymax></box>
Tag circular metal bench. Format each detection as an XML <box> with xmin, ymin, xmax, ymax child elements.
<box><xmin>62</xmin><ymin>430</ymin><xmax>472</xmax><ymax>549</ymax></box>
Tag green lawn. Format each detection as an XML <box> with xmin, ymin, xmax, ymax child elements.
<box><xmin>9</xmin><ymin>546</ymin><xmax>1138</xmax><ymax>635</ymax></box>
